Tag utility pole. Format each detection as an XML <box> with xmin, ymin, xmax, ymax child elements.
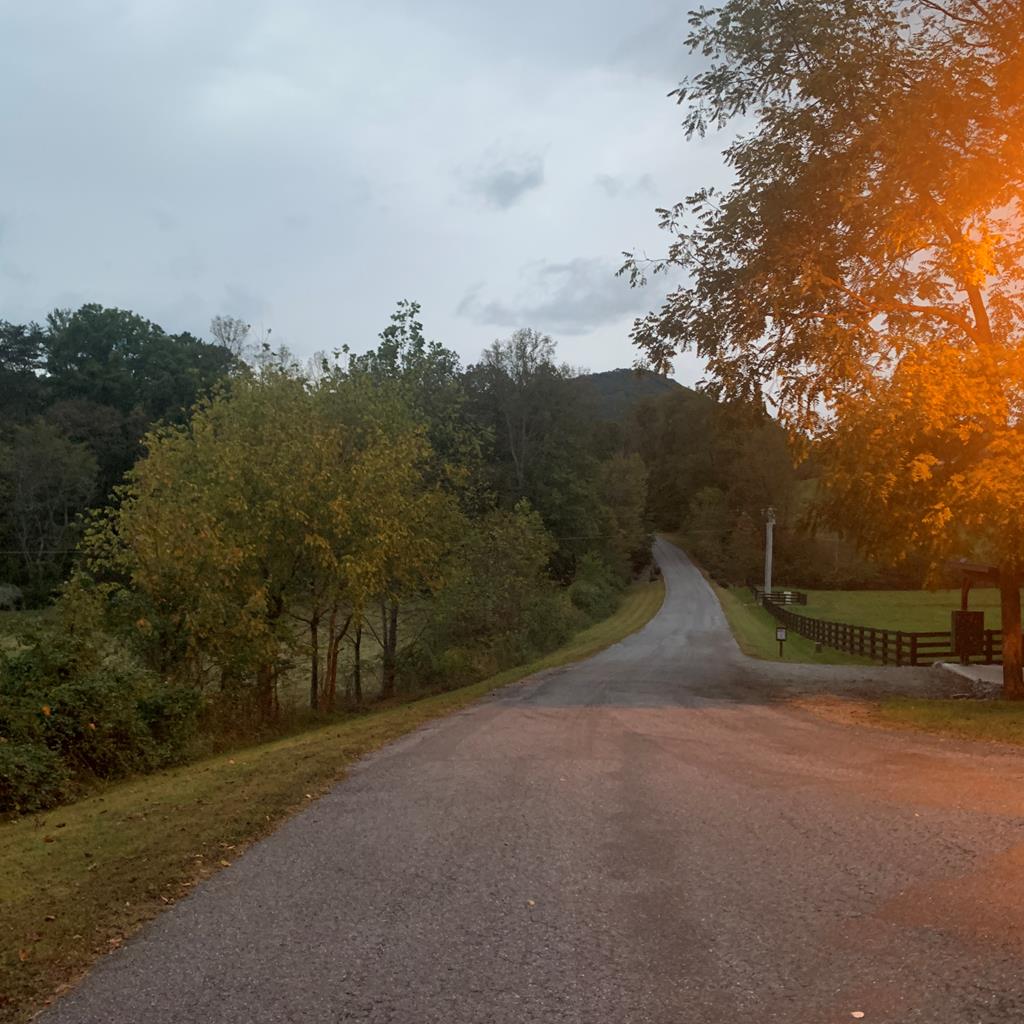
<box><xmin>763</xmin><ymin>507</ymin><xmax>775</xmax><ymax>597</ymax></box>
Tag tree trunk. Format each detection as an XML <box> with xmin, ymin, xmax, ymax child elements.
<box><xmin>352</xmin><ymin>623</ymin><xmax>363</xmax><ymax>706</ymax></box>
<box><xmin>309</xmin><ymin>610</ymin><xmax>320</xmax><ymax>711</ymax></box>
<box><xmin>257</xmin><ymin>592</ymin><xmax>284</xmax><ymax>721</ymax></box>
<box><xmin>1000</xmin><ymin>569</ymin><xmax>1024</xmax><ymax>699</ymax></box>
<box><xmin>256</xmin><ymin>662</ymin><xmax>276</xmax><ymax>721</ymax></box>
<box><xmin>380</xmin><ymin>600</ymin><xmax>399</xmax><ymax>700</ymax></box>
<box><xmin>322</xmin><ymin>610</ymin><xmax>351</xmax><ymax>713</ymax></box>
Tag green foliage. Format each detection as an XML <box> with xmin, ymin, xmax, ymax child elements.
<box><xmin>1</xmin><ymin>301</ymin><xmax>657</xmax><ymax>812</ymax></box>
<box><xmin>574</xmin><ymin>368</ymin><xmax>685</xmax><ymax>423</ymax></box>
<box><xmin>0</xmin><ymin>305</ymin><xmax>239</xmax><ymax>598</ymax></box>
<box><xmin>337</xmin><ymin>300</ymin><xmax>483</xmax><ymax>502</ymax></box>
<box><xmin>0</xmin><ymin>321</ymin><xmax>47</xmax><ymax>429</ymax></box>
<box><xmin>0</xmin><ymin>742</ymin><xmax>69</xmax><ymax>815</ymax></box>
<box><xmin>631</xmin><ymin>389</ymin><xmax>910</xmax><ymax>586</ymax></box>
<box><xmin>685</xmin><ymin>486</ymin><xmax>731</xmax><ymax>580</ymax></box>
<box><xmin>568</xmin><ymin>554</ymin><xmax>623</xmax><ymax>620</ymax></box>
<box><xmin>464</xmin><ymin>329</ymin><xmax>612</xmax><ymax>577</ymax></box>
<box><xmin>595</xmin><ymin>454</ymin><xmax>651</xmax><ymax>580</ymax></box>
<box><xmin>0</xmin><ymin>620</ymin><xmax>201</xmax><ymax>813</ymax></box>
<box><xmin>0</xmin><ymin>420</ymin><xmax>98</xmax><ymax>600</ymax></box>
<box><xmin>412</xmin><ymin>502</ymin><xmax>575</xmax><ymax>686</ymax></box>
<box><xmin>44</xmin><ymin>304</ymin><xmax>235</xmax><ymax>422</ymax></box>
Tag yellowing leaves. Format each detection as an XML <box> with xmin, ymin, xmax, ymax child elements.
<box><xmin>82</xmin><ymin>369</ymin><xmax>458</xmax><ymax>697</ymax></box>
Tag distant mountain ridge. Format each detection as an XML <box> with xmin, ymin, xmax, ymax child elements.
<box><xmin>575</xmin><ymin>368</ymin><xmax>689</xmax><ymax>421</ymax></box>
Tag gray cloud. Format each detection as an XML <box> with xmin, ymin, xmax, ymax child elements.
<box><xmin>457</xmin><ymin>258</ymin><xmax>653</xmax><ymax>335</ymax></box>
<box><xmin>464</xmin><ymin>153</ymin><xmax>544</xmax><ymax>210</ymax></box>
<box><xmin>0</xmin><ymin>1</ymin><xmax>714</xmax><ymax>385</ymax></box>
<box><xmin>594</xmin><ymin>173</ymin><xmax>655</xmax><ymax>198</ymax></box>
<box><xmin>1</xmin><ymin>262</ymin><xmax>33</xmax><ymax>286</ymax></box>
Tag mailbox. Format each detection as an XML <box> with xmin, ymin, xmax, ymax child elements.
<box><xmin>951</xmin><ymin>610</ymin><xmax>984</xmax><ymax>658</ymax></box>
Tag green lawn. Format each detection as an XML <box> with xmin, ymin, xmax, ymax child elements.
<box><xmin>0</xmin><ymin>578</ymin><xmax>664</xmax><ymax>1024</ymax></box>
<box><xmin>712</xmin><ymin>584</ymin><xmax>872</xmax><ymax>665</ymax></box>
<box><xmin>799</xmin><ymin>587</ymin><xmax>1005</xmax><ymax>632</ymax></box>
<box><xmin>875</xmin><ymin>697</ymin><xmax>1024</xmax><ymax>746</ymax></box>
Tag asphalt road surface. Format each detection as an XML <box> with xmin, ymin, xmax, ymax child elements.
<box><xmin>43</xmin><ymin>539</ymin><xmax>1024</xmax><ymax>1023</ymax></box>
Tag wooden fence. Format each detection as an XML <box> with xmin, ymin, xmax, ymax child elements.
<box><xmin>750</xmin><ymin>587</ymin><xmax>808</xmax><ymax>606</ymax></box>
<box><xmin>761</xmin><ymin>597</ymin><xmax>1002</xmax><ymax>667</ymax></box>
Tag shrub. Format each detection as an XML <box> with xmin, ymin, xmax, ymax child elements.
<box><xmin>137</xmin><ymin>685</ymin><xmax>203</xmax><ymax>756</ymax></box>
<box><xmin>0</xmin><ymin>741</ymin><xmax>69</xmax><ymax>814</ymax></box>
<box><xmin>568</xmin><ymin>555</ymin><xmax>622</xmax><ymax>621</ymax></box>
<box><xmin>0</xmin><ymin>622</ymin><xmax>203</xmax><ymax>812</ymax></box>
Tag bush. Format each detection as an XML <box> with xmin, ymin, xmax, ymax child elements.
<box><xmin>0</xmin><ymin>623</ymin><xmax>203</xmax><ymax>813</ymax></box>
<box><xmin>0</xmin><ymin>741</ymin><xmax>69</xmax><ymax>814</ymax></box>
<box><xmin>568</xmin><ymin>555</ymin><xmax>622</xmax><ymax>621</ymax></box>
<box><xmin>137</xmin><ymin>685</ymin><xmax>203</xmax><ymax>756</ymax></box>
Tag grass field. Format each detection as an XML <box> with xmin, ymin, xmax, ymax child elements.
<box><xmin>800</xmin><ymin>587</ymin><xmax>1006</xmax><ymax>632</ymax></box>
<box><xmin>712</xmin><ymin>584</ymin><xmax>872</xmax><ymax>665</ymax></box>
<box><xmin>0</xmin><ymin>578</ymin><xmax>664</xmax><ymax>1024</ymax></box>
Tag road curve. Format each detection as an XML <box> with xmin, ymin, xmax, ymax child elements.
<box><xmin>43</xmin><ymin>539</ymin><xmax>1024</xmax><ymax>1023</ymax></box>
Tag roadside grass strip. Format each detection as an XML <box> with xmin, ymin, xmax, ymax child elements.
<box><xmin>876</xmin><ymin>697</ymin><xmax>1024</xmax><ymax>747</ymax></box>
<box><xmin>0</xmin><ymin>579</ymin><xmax>664</xmax><ymax>1024</ymax></box>
<box><xmin>711</xmin><ymin>583</ymin><xmax>872</xmax><ymax>666</ymax></box>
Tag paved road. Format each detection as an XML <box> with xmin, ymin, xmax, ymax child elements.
<box><xmin>44</xmin><ymin>540</ymin><xmax>1024</xmax><ymax>1023</ymax></box>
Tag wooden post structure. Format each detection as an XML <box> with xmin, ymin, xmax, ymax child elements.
<box><xmin>948</xmin><ymin>559</ymin><xmax>1024</xmax><ymax>700</ymax></box>
<box><xmin>999</xmin><ymin>566</ymin><xmax>1024</xmax><ymax>699</ymax></box>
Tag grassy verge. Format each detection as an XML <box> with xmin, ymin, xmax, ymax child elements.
<box><xmin>0</xmin><ymin>578</ymin><xmax>664</xmax><ymax>1023</ymax></box>
<box><xmin>874</xmin><ymin>697</ymin><xmax>1024</xmax><ymax>746</ymax></box>
<box><xmin>711</xmin><ymin>582</ymin><xmax>872</xmax><ymax>665</ymax></box>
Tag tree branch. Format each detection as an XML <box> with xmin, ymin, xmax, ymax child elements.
<box><xmin>817</xmin><ymin>275</ymin><xmax>984</xmax><ymax>344</ymax></box>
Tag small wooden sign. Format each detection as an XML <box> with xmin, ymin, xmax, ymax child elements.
<box><xmin>776</xmin><ymin>625</ymin><xmax>787</xmax><ymax>657</ymax></box>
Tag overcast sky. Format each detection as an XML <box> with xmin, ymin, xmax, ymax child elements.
<box><xmin>0</xmin><ymin>1</ymin><xmax>722</xmax><ymax>383</ymax></box>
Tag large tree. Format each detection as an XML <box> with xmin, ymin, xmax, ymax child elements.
<box><xmin>45</xmin><ymin>304</ymin><xmax>236</xmax><ymax>422</ymax></box>
<box><xmin>626</xmin><ymin>0</ymin><xmax>1024</xmax><ymax>695</ymax></box>
<box><xmin>0</xmin><ymin>421</ymin><xmax>97</xmax><ymax>596</ymax></box>
<box><xmin>0</xmin><ymin>321</ymin><xmax>47</xmax><ymax>429</ymax></box>
<box><xmin>76</xmin><ymin>356</ymin><xmax>463</xmax><ymax>717</ymax></box>
<box><xmin>464</xmin><ymin>329</ymin><xmax>604</xmax><ymax>577</ymax></box>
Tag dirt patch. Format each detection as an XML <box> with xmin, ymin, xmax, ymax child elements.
<box><xmin>788</xmin><ymin>694</ymin><xmax>887</xmax><ymax>729</ymax></box>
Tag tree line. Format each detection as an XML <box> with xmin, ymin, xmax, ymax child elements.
<box><xmin>0</xmin><ymin>306</ymin><xmax>237</xmax><ymax>601</ymax></box>
<box><xmin>630</xmin><ymin>386</ymin><xmax>928</xmax><ymax>589</ymax></box>
<box><xmin>0</xmin><ymin>302</ymin><xmax>651</xmax><ymax>813</ymax></box>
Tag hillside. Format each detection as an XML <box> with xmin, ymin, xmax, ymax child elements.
<box><xmin>576</xmin><ymin>368</ymin><xmax>689</xmax><ymax>421</ymax></box>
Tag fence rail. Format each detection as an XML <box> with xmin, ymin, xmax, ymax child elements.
<box><xmin>761</xmin><ymin>597</ymin><xmax>1002</xmax><ymax>667</ymax></box>
<box><xmin>750</xmin><ymin>587</ymin><xmax>808</xmax><ymax>606</ymax></box>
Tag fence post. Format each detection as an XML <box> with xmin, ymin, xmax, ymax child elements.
<box><xmin>910</xmin><ymin>634</ymin><xmax>918</xmax><ymax>666</ymax></box>
<box><xmin>895</xmin><ymin>631</ymin><xmax>903</xmax><ymax>667</ymax></box>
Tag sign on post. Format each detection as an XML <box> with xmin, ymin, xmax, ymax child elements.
<box><xmin>776</xmin><ymin>625</ymin><xmax>787</xmax><ymax>658</ymax></box>
<box><xmin>951</xmin><ymin>610</ymin><xmax>983</xmax><ymax>665</ymax></box>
